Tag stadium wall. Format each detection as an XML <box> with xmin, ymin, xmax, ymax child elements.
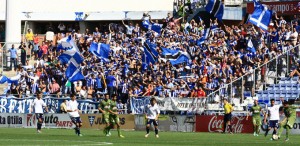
<box><xmin>0</xmin><ymin>0</ymin><xmax>173</xmax><ymax>21</ymax></box>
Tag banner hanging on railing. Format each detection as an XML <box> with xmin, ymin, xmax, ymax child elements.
<box><xmin>130</xmin><ymin>97</ymin><xmax>206</xmax><ymax>114</ymax></box>
<box><xmin>0</xmin><ymin>96</ymin><xmax>99</xmax><ymax>114</ymax></box>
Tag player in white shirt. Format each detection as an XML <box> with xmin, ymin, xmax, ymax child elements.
<box><xmin>31</xmin><ymin>91</ymin><xmax>48</xmax><ymax>133</ymax></box>
<box><xmin>145</xmin><ymin>98</ymin><xmax>160</xmax><ymax>138</ymax></box>
<box><xmin>67</xmin><ymin>94</ymin><xmax>83</xmax><ymax>136</ymax></box>
<box><xmin>264</xmin><ymin>99</ymin><xmax>281</xmax><ymax>140</ymax></box>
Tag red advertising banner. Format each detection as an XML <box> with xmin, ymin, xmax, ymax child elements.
<box><xmin>247</xmin><ymin>1</ymin><xmax>300</xmax><ymax>15</ymax></box>
<box><xmin>195</xmin><ymin>115</ymin><xmax>253</xmax><ymax>133</ymax></box>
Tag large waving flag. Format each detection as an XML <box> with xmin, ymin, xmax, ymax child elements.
<box><xmin>160</xmin><ymin>49</ymin><xmax>191</xmax><ymax>65</ymax></box>
<box><xmin>197</xmin><ymin>28</ymin><xmax>210</xmax><ymax>45</ymax></box>
<box><xmin>143</xmin><ymin>41</ymin><xmax>158</xmax><ymax>64</ymax></box>
<box><xmin>161</xmin><ymin>48</ymin><xmax>180</xmax><ymax>56</ymax></box>
<box><xmin>65</xmin><ymin>62</ymin><xmax>84</xmax><ymax>82</ymax></box>
<box><xmin>248</xmin><ymin>2</ymin><xmax>272</xmax><ymax>31</ymax></box>
<box><xmin>58</xmin><ymin>48</ymin><xmax>84</xmax><ymax>65</ymax></box>
<box><xmin>205</xmin><ymin>0</ymin><xmax>224</xmax><ymax>21</ymax></box>
<box><xmin>57</xmin><ymin>35</ymin><xmax>80</xmax><ymax>52</ymax></box>
<box><xmin>170</xmin><ymin>54</ymin><xmax>190</xmax><ymax>65</ymax></box>
<box><xmin>0</xmin><ymin>75</ymin><xmax>20</xmax><ymax>84</ymax></box>
<box><xmin>89</xmin><ymin>42</ymin><xmax>110</xmax><ymax>62</ymax></box>
<box><xmin>58</xmin><ymin>37</ymin><xmax>84</xmax><ymax>82</ymax></box>
<box><xmin>0</xmin><ymin>75</ymin><xmax>8</xmax><ymax>84</ymax></box>
<box><xmin>142</xmin><ymin>20</ymin><xmax>162</xmax><ymax>34</ymax></box>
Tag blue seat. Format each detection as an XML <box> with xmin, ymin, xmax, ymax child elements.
<box><xmin>262</xmin><ymin>93</ymin><xmax>268</xmax><ymax>100</ymax></box>
<box><xmin>286</xmin><ymin>84</ymin><xmax>293</xmax><ymax>90</ymax></box>
<box><xmin>292</xmin><ymin>85</ymin><xmax>298</xmax><ymax>90</ymax></box>
<box><xmin>267</xmin><ymin>85</ymin><xmax>275</xmax><ymax>90</ymax></box>
<box><xmin>279</xmin><ymin>84</ymin><xmax>287</xmax><ymax>90</ymax></box>
<box><xmin>286</xmin><ymin>90</ymin><xmax>293</xmax><ymax>98</ymax></box>
<box><xmin>292</xmin><ymin>76</ymin><xmax>299</xmax><ymax>81</ymax></box>
<box><xmin>244</xmin><ymin>91</ymin><xmax>251</xmax><ymax>97</ymax></box>
<box><xmin>274</xmin><ymin>84</ymin><xmax>280</xmax><ymax>90</ymax></box>
<box><xmin>274</xmin><ymin>91</ymin><xmax>281</xmax><ymax>98</ymax></box>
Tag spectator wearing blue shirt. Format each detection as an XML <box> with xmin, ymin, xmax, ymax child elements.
<box><xmin>8</xmin><ymin>44</ymin><xmax>18</xmax><ymax>71</ymax></box>
<box><xmin>106</xmin><ymin>71</ymin><xmax>116</xmax><ymax>98</ymax></box>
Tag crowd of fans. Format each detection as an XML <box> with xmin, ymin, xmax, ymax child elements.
<box><xmin>3</xmin><ymin>12</ymin><xmax>300</xmax><ymax>107</ymax></box>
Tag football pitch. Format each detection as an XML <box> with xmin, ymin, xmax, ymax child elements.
<box><xmin>0</xmin><ymin>128</ymin><xmax>300</xmax><ymax>146</ymax></box>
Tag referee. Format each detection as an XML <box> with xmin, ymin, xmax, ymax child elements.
<box><xmin>223</xmin><ymin>98</ymin><xmax>234</xmax><ymax>134</ymax></box>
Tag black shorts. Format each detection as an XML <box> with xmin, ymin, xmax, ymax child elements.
<box><xmin>147</xmin><ymin>119</ymin><xmax>158</xmax><ymax>126</ymax></box>
<box><xmin>35</xmin><ymin>113</ymin><xmax>44</xmax><ymax>121</ymax></box>
<box><xmin>268</xmin><ymin>120</ymin><xmax>278</xmax><ymax>128</ymax></box>
<box><xmin>71</xmin><ymin>117</ymin><xmax>82</xmax><ymax>124</ymax></box>
<box><xmin>224</xmin><ymin>114</ymin><xmax>232</xmax><ymax>122</ymax></box>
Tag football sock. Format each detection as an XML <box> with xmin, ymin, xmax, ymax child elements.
<box><xmin>37</xmin><ymin>123</ymin><xmax>42</xmax><ymax>130</ymax></box>
<box><xmin>223</xmin><ymin>123</ymin><xmax>227</xmax><ymax>132</ymax></box>
<box><xmin>117</xmin><ymin>127</ymin><xmax>121</xmax><ymax>136</ymax></box>
<box><xmin>155</xmin><ymin>128</ymin><xmax>158</xmax><ymax>135</ymax></box>
<box><xmin>278</xmin><ymin>125</ymin><xmax>283</xmax><ymax>137</ymax></box>
<box><xmin>228</xmin><ymin>125</ymin><xmax>232</xmax><ymax>132</ymax></box>
<box><xmin>286</xmin><ymin>127</ymin><xmax>290</xmax><ymax>139</ymax></box>
<box><xmin>146</xmin><ymin>127</ymin><xmax>150</xmax><ymax>134</ymax></box>
<box><xmin>265</xmin><ymin>129</ymin><xmax>269</xmax><ymax>136</ymax></box>
<box><xmin>255</xmin><ymin>126</ymin><xmax>260</xmax><ymax>134</ymax></box>
<box><xmin>107</xmin><ymin>126</ymin><xmax>111</xmax><ymax>134</ymax></box>
<box><xmin>77</xmin><ymin>127</ymin><xmax>81</xmax><ymax>135</ymax></box>
<box><xmin>272</xmin><ymin>129</ymin><xmax>277</xmax><ymax>135</ymax></box>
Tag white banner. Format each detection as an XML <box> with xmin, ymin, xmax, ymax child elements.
<box><xmin>25</xmin><ymin>113</ymin><xmax>74</xmax><ymax>129</ymax></box>
<box><xmin>131</xmin><ymin>97</ymin><xmax>206</xmax><ymax>114</ymax></box>
<box><xmin>0</xmin><ymin>113</ymin><xmax>24</xmax><ymax>128</ymax></box>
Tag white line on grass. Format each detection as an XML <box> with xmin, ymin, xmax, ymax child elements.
<box><xmin>0</xmin><ymin>139</ymin><xmax>113</xmax><ymax>146</ymax></box>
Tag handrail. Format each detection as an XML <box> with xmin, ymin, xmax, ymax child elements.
<box><xmin>206</xmin><ymin>43</ymin><xmax>300</xmax><ymax>104</ymax></box>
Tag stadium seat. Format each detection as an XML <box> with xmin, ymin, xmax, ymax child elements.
<box><xmin>244</xmin><ymin>91</ymin><xmax>251</xmax><ymax>97</ymax></box>
<box><xmin>267</xmin><ymin>85</ymin><xmax>274</xmax><ymax>90</ymax></box>
<box><xmin>286</xmin><ymin>90</ymin><xmax>293</xmax><ymax>99</ymax></box>
<box><xmin>274</xmin><ymin>91</ymin><xmax>281</xmax><ymax>98</ymax></box>
<box><xmin>292</xmin><ymin>84</ymin><xmax>298</xmax><ymax>90</ymax></box>
<box><xmin>274</xmin><ymin>84</ymin><xmax>280</xmax><ymax>90</ymax></box>
<box><xmin>286</xmin><ymin>84</ymin><xmax>293</xmax><ymax>90</ymax></box>
<box><xmin>292</xmin><ymin>90</ymin><xmax>299</xmax><ymax>99</ymax></box>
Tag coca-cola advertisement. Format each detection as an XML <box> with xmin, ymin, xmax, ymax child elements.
<box><xmin>195</xmin><ymin>115</ymin><xmax>253</xmax><ymax>133</ymax></box>
<box><xmin>247</xmin><ymin>1</ymin><xmax>300</xmax><ymax>15</ymax></box>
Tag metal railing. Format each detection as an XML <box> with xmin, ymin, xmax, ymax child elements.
<box><xmin>206</xmin><ymin>43</ymin><xmax>300</xmax><ymax>105</ymax></box>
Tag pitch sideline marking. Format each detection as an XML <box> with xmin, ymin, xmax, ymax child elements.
<box><xmin>0</xmin><ymin>139</ymin><xmax>113</xmax><ymax>145</ymax></box>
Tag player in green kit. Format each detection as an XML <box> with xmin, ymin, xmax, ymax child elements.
<box><xmin>278</xmin><ymin>101</ymin><xmax>297</xmax><ymax>141</ymax></box>
<box><xmin>98</xmin><ymin>94</ymin><xmax>111</xmax><ymax>136</ymax></box>
<box><xmin>108</xmin><ymin>95</ymin><xmax>125</xmax><ymax>138</ymax></box>
<box><xmin>246</xmin><ymin>99</ymin><xmax>263</xmax><ymax>136</ymax></box>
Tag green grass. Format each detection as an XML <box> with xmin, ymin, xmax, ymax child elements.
<box><xmin>0</xmin><ymin>128</ymin><xmax>300</xmax><ymax>146</ymax></box>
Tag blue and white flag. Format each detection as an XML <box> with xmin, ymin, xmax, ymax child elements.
<box><xmin>161</xmin><ymin>48</ymin><xmax>180</xmax><ymax>56</ymax></box>
<box><xmin>89</xmin><ymin>42</ymin><xmax>110</xmax><ymax>62</ymax></box>
<box><xmin>205</xmin><ymin>0</ymin><xmax>224</xmax><ymax>21</ymax></box>
<box><xmin>143</xmin><ymin>41</ymin><xmax>158</xmax><ymax>64</ymax></box>
<box><xmin>248</xmin><ymin>3</ymin><xmax>272</xmax><ymax>31</ymax></box>
<box><xmin>144</xmin><ymin>41</ymin><xmax>158</xmax><ymax>57</ymax></box>
<box><xmin>142</xmin><ymin>20</ymin><xmax>162</xmax><ymax>34</ymax></box>
<box><xmin>247</xmin><ymin>39</ymin><xmax>256</xmax><ymax>53</ymax></box>
<box><xmin>7</xmin><ymin>74</ymin><xmax>20</xmax><ymax>85</ymax></box>
<box><xmin>169</xmin><ymin>54</ymin><xmax>191</xmax><ymax>65</ymax></box>
<box><xmin>65</xmin><ymin>62</ymin><xmax>85</xmax><ymax>82</ymax></box>
<box><xmin>75</xmin><ymin>12</ymin><xmax>84</xmax><ymax>21</ymax></box>
<box><xmin>143</xmin><ymin>46</ymin><xmax>156</xmax><ymax>64</ymax></box>
<box><xmin>0</xmin><ymin>76</ymin><xmax>8</xmax><ymax>84</ymax></box>
<box><xmin>197</xmin><ymin>28</ymin><xmax>210</xmax><ymax>45</ymax></box>
<box><xmin>58</xmin><ymin>47</ymin><xmax>84</xmax><ymax>65</ymax></box>
<box><xmin>57</xmin><ymin>35</ymin><xmax>80</xmax><ymax>52</ymax></box>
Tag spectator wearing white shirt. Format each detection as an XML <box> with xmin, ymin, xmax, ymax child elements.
<box><xmin>122</xmin><ymin>20</ymin><xmax>135</xmax><ymax>38</ymax></box>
